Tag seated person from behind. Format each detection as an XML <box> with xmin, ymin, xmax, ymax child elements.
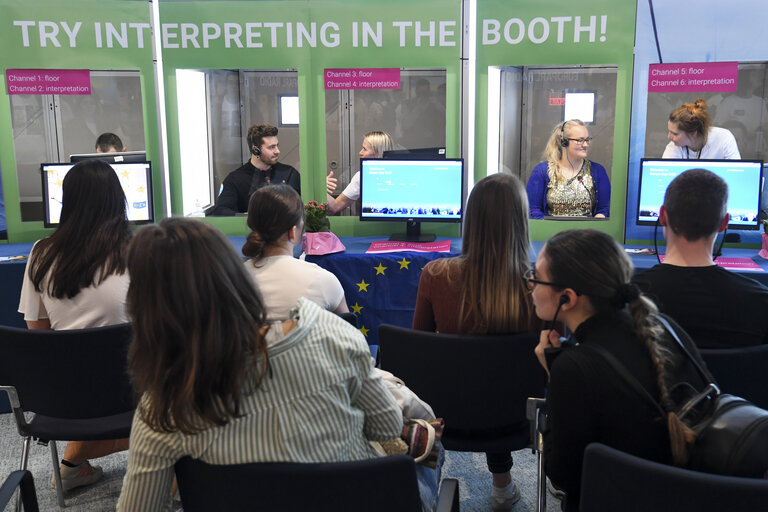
<box><xmin>242</xmin><ymin>184</ymin><xmax>348</xmax><ymax>320</ymax></box>
<box><xmin>18</xmin><ymin>159</ymin><xmax>131</xmax><ymax>492</ymax></box>
<box><xmin>325</xmin><ymin>131</ymin><xmax>393</xmax><ymax>214</ymax></box>
<box><xmin>526</xmin><ymin>119</ymin><xmax>610</xmax><ymax>219</ymax></box>
<box><xmin>663</xmin><ymin>98</ymin><xmax>740</xmax><ymax>160</ymax></box>
<box><xmin>95</xmin><ymin>132</ymin><xmax>126</xmax><ymax>153</ymax></box>
<box><xmin>532</xmin><ymin>229</ymin><xmax>709</xmax><ymax>511</ymax></box>
<box><xmin>413</xmin><ymin>172</ymin><xmax>540</xmax><ymax>511</ymax></box>
<box><xmin>116</xmin><ymin>219</ymin><xmax>403</xmax><ymax>511</ymax></box>
<box><xmin>208</xmin><ymin>124</ymin><xmax>300</xmax><ymax>216</ymax></box>
<box><xmin>633</xmin><ymin>169</ymin><xmax>768</xmax><ymax>348</ymax></box>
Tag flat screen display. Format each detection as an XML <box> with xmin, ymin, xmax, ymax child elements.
<box><xmin>636</xmin><ymin>158</ymin><xmax>763</xmax><ymax>230</ymax></box>
<box><xmin>360</xmin><ymin>159</ymin><xmax>463</xmax><ymax>222</ymax></box>
<box><xmin>41</xmin><ymin>162</ymin><xmax>153</xmax><ymax>227</ymax></box>
<box><xmin>70</xmin><ymin>151</ymin><xmax>147</xmax><ymax>164</ymax></box>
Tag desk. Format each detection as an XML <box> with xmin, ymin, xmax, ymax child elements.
<box><xmin>307</xmin><ymin>237</ymin><xmax>462</xmax><ymax>350</ymax></box>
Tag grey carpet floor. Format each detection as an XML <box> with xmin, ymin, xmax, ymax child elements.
<box><xmin>0</xmin><ymin>413</ymin><xmax>561</xmax><ymax>511</ymax></box>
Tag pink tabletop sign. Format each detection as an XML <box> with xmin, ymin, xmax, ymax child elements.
<box><xmin>7</xmin><ymin>69</ymin><xmax>91</xmax><ymax>95</ymax></box>
<box><xmin>648</xmin><ymin>62</ymin><xmax>737</xmax><ymax>93</ymax></box>
<box><xmin>325</xmin><ymin>68</ymin><xmax>401</xmax><ymax>90</ymax></box>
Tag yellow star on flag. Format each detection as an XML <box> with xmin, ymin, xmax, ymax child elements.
<box><xmin>359</xmin><ymin>325</ymin><xmax>370</xmax><ymax>337</ymax></box>
<box><xmin>121</xmin><ymin>170</ymin><xmax>130</xmax><ymax>178</ymax></box>
<box><xmin>137</xmin><ymin>186</ymin><xmax>145</xmax><ymax>193</ymax></box>
<box><xmin>356</xmin><ymin>279</ymin><xmax>370</xmax><ymax>292</ymax></box>
<box><xmin>351</xmin><ymin>302</ymin><xmax>363</xmax><ymax>314</ymax></box>
<box><xmin>374</xmin><ymin>262</ymin><xmax>387</xmax><ymax>275</ymax></box>
<box><xmin>397</xmin><ymin>258</ymin><xmax>411</xmax><ymax>270</ymax></box>
<box><xmin>56</xmin><ymin>179</ymin><xmax>63</xmax><ymax>188</ymax></box>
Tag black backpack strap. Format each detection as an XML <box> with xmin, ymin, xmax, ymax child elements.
<box><xmin>582</xmin><ymin>343</ymin><xmax>668</xmax><ymax>419</ymax></box>
<box><xmin>656</xmin><ymin>315</ymin><xmax>717</xmax><ymax>388</ymax></box>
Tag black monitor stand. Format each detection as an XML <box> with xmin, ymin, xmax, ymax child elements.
<box><xmin>389</xmin><ymin>220</ymin><xmax>436</xmax><ymax>242</ymax></box>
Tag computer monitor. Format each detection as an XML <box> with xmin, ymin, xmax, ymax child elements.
<box><xmin>382</xmin><ymin>147</ymin><xmax>446</xmax><ymax>160</ymax></box>
<box><xmin>360</xmin><ymin>158</ymin><xmax>464</xmax><ymax>242</ymax></box>
<box><xmin>636</xmin><ymin>158</ymin><xmax>763</xmax><ymax>230</ymax></box>
<box><xmin>41</xmin><ymin>162</ymin><xmax>154</xmax><ymax>228</ymax></box>
<box><xmin>70</xmin><ymin>151</ymin><xmax>147</xmax><ymax>164</ymax></box>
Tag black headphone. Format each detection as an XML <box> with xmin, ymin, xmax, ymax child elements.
<box><xmin>251</xmin><ymin>145</ymin><xmax>261</xmax><ymax>157</ymax></box>
<box><xmin>559</xmin><ymin>121</ymin><xmax>569</xmax><ymax>147</ymax></box>
<box><xmin>558</xmin><ymin>294</ymin><xmax>569</xmax><ymax>305</ymax></box>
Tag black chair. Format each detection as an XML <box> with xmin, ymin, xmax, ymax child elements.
<box><xmin>0</xmin><ymin>323</ymin><xmax>135</xmax><ymax>508</ymax></box>
<box><xmin>378</xmin><ymin>325</ymin><xmax>547</xmax><ymax>453</ymax></box>
<box><xmin>338</xmin><ymin>311</ymin><xmax>358</xmax><ymax>328</ymax></box>
<box><xmin>0</xmin><ymin>471</ymin><xmax>38</xmax><ymax>512</ymax></box>
<box><xmin>699</xmin><ymin>344</ymin><xmax>768</xmax><ymax>409</ymax></box>
<box><xmin>175</xmin><ymin>454</ymin><xmax>459</xmax><ymax>512</ymax></box>
<box><xmin>580</xmin><ymin>443</ymin><xmax>768</xmax><ymax>512</ymax></box>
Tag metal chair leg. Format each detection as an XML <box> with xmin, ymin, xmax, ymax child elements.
<box><xmin>49</xmin><ymin>441</ymin><xmax>66</xmax><ymax>508</ymax></box>
<box><xmin>16</xmin><ymin>438</ymin><xmax>32</xmax><ymax>512</ymax></box>
<box><xmin>526</xmin><ymin>398</ymin><xmax>547</xmax><ymax>512</ymax></box>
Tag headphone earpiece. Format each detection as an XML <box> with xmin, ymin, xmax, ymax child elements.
<box><xmin>251</xmin><ymin>145</ymin><xmax>261</xmax><ymax>157</ymax></box>
<box><xmin>558</xmin><ymin>294</ymin><xmax>569</xmax><ymax>306</ymax></box>
<box><xmin>559</xmin><ymin>121</ymin><xmax>569</xmax><ymax>147</ymax></box>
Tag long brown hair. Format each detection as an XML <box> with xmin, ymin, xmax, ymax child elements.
<box><xmin>29</xmin><ymin>159</ymin><xmax>130</xmax><ymax>299</ymax></box>
<box><xmin>544</xmin><ymin>229</ymin><xmax>695</xmax><ymax>464</ymax></box>
<box><xmin>127</xmin><ymin>218</ymin><xmax>269</xmax><ymax>434</ymax></box>
<box><xmin>242</xmin><ymin>185</ymin><xmax>304</xmax><ymax>261</ymax></box>
<box><xmin>428</xmin><ymin>173</ymin><xmax>533</xmax><ymax>333</ymax></box>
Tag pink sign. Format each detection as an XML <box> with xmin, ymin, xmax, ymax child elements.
<box><xmin>6</xmin><ymin>69</ymin><xmax>91</xmax><ymax>95</ymax></box>
<box><xmin>648</xmin><ymin>62</ymin><xmax>737</xmax><ymax>93</ymax></box>
<box><xmin>660</xmin><ymin>255</ymin><xmax>763</xmax><ymax>272</ymax></box>
<box><xmin>325</xmin><ymin>68</ymin><xmax>400</xmax><ymax>90</ymax></box>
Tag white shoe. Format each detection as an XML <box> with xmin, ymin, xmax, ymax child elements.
<box><xmin>51</xmin><ymin>461</ymin><xmax>103</xmax><ymax>492</ymax></box>
<box><xmin>491</xmin><ymin>480</ymin><xmax>520</xmax><ymax>511</ymax></box>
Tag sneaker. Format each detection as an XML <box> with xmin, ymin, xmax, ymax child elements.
<box><xmin>547</xmin><ymin>477</ymin><xmax>566</xmax><ymax>501</ymax></box>
<box><xmin>491</xmin><ymin>480</ymin><xmax>520</xmax><ymax>511</ymax></box>
<box><xmin>51</xmin><ymin>461</ymin><xmax>103</xmax><ymax>492</ymax></box>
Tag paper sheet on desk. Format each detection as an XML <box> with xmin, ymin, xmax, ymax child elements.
<box><xmin>366</xmin><ymin>240</ymin><xmax>452</xmax><ymax>253</ymax></box>
<box><xmin>660</xmin><ymin>255</ymin><xmax>764</xmax><ymax>272</ymax></box>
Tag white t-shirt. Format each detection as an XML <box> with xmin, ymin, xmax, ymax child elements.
<box><xmin>341</xmin><ymin>171</ymin><xmax>361</xmax><ymax>201</ymax></box>
<box><xmin>662</xmin><ymin>126</ymin><xmax>741</xmax><ymax>160</ymax></box>
<box><xmin>244</xmin><ymin>255</ymin><xmax>345</xmax><ymax>321</ymax></box>
<box><xmin>18</xmin><ymin>243</ymin><xmax>130</xmax><ymax>330</ymax></box>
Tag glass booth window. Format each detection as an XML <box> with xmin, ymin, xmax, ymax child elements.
<box><xmin>491</xmin><ymin>65</ymin><xmax>618</xmax><ymax>219</ymax></box>
<box><xmin>179</xmin><ymin>69</ymin><xmax>299</xmax><ymax>216</ymax></box>
<box><xmin>10</xmin><ymin>70</ymin><xmax>145</xmax><ymax>222</ymax></box>
<box><xmin>324</xmin><ymin>69</ymin><xmax>447</xmax><ymax>216</ymax></box>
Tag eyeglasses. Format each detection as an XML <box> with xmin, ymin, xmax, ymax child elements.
<box><xmin>565</xmin><ymin>137</ymin><xmax>593</xmax><ymax>145</ymax></box>
<box><xmin>523</xmin><ymin>268</ymin><xmax>566</xmax><ymax>290</ymax></box>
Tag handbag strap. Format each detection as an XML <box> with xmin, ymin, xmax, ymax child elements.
<box><xmin>408</xmin><ymin>419</ymin><xmax>436</xmax><ymax>463</ymax></box>
<box><xmin>582</xmin><ymin>343</ymin><xmax>668</xmax><ymax>419</ymax></box>
<box><xmin>656</xmin><ymin>315</ymin><xmax>717</xmax><ymax>390</ymax></box>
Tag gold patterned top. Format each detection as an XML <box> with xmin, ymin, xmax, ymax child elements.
<box><xmin>545</xmin><ymin>160</ymin><xmax>595</xmax><ymax>216</ymax></box>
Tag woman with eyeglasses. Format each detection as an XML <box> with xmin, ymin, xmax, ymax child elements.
<box><xmin>413</xmin><ymin>173</ymin><xmax>540</xmax><ymax>510</ymax></box>
<box><xmin>528</xmin><ymin>229</ymin><xmax>708</xmax><ymax>511</ymax></box>
<box><xmin>526</xmin><ymin>119</ymin><xmax>610</xmax><ymax>219</ymax></box>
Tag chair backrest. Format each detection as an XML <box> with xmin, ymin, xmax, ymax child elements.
<box><xmin>338</xmin><ymin>311</ymin><xmax>358</xmax><ymax>328</ymax></box>
<box><xmin>0</xmin><ymin>323</ymin><xmax>135</xmax><ymax>419</ymax></box>
<box><xmin>699</xmin><ymin>345</ymin><xmax>768</xmax><ymax>409</ymax></box>
<box><xmin>175</xmin><ymin>454</ymin><xmax>423</xmax><ymax>512</ymax></box>
<box><xmin>580</xmin><ymin>443</ymin><xmax>768</xmax><ymax>512</ymax></box>
<box><xmin>378</xmin><ymin>325</ymin><xmax>546</xmax><ymax>449</ymax></box>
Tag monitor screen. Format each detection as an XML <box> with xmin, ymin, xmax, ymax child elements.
<box><xmin>636</xmin><ymin>158</ymin><xmax>763</xmax><ymax>230</ymax></box>
<box><xmin>41</xmin><ymin>162</ymin><xmax>154</xmax><ymax>228</ymax></box>
<box><xmin>360</xmin><ymin>159</ymin><xmax>463</xmax><ymax>223</ymax></box>
<box><xmin>382</xmin><ymin>147</ymin><xmax>446</xmax><ymax>160</ymax></box>
<box><xmin>70</xmin><ymin>151</ymin><xmax>147</xmax><ymax>164</ymax></box>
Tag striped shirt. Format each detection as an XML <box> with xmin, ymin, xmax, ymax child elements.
<box><xmin>117</xmin><ymin>298</ymin><xmax>402</xmax><ymax>511</ymax></box>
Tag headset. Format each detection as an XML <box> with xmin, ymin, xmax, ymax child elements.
<box><xmin>559</xmin><ymin>121</ymin><xmax>569</xmax><ymax>147</ymax></box>
<box><xmin>251</xmin><ymin>144</ymin><xmax>261</xmax><ymax>157</ymax></box>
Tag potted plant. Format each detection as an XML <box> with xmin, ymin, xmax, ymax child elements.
<box><xmin>301</xmin><ymin>201</ymin><xmax>345</xmax><ymax>255</ymax></box>
<box><xmin>758</xmin><ymin>209</ymin><xmax>768</xmax><ymax>259</ymax></box>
